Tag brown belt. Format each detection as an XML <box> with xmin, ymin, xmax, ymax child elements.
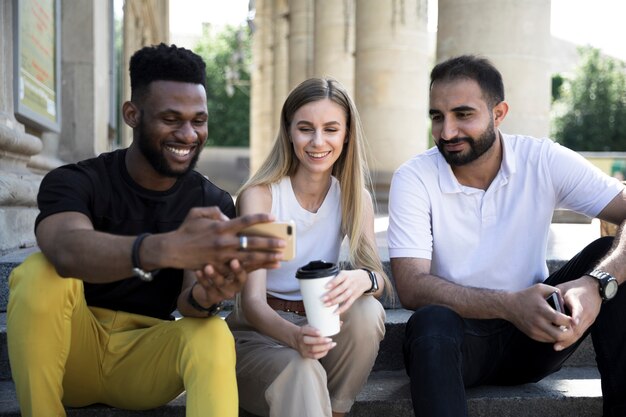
<box><xmin>266</xmin><ymin>296</ymin><xmax>306</xmax><ymax>316</ymax></box>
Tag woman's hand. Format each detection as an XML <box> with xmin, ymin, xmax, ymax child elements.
<box><xmin>292</xmin><ymin>325</ymin><xmax>336</xmax><ymax>359</ymax></box>
<box><xmin>322</xmin><ymin>269</ymin><xmax>371</xmax><ymax>315</ymax></box>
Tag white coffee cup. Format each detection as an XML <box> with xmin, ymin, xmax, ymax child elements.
<box><xmin>296</xmin><ymin>260</ymin><xmax>341</xmax><ymax>336</ymax></box>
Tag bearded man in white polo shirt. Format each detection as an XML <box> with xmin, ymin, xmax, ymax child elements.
<box><xmin>388</xmin><ymin>54</ymin><xmax>626</xmax><ymax>417</ymax></box>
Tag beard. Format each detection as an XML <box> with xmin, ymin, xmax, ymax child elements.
<box><xmin>136</xmin><ymin>118</ymin><xmax>201</xmax><ymax>178</ymax></box>
<box><xmin>436</xmin><ymin>120</ymin><xmax>497</xmax><ymax>167</ymax></box>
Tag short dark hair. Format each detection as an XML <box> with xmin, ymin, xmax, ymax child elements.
<box><xmin>430</xmin><ymin>55</ymin><xmax>505</xmax><ymax>108</ymax></box>
<box><xmin>129</xmin><ymin>43</ymin><xmax>206</xmax><ymax>101</ymax></box>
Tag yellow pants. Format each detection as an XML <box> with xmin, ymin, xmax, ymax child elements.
<box><xmin>7</xmin><ymin>252</ymin><xmax>237</xmax><ymax>417</ymax></box>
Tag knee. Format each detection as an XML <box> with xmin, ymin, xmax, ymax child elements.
<box><xmin>403</xmin><ymin>306</ymin><xmax>464</xmax><ymax>370</ymax></box>
<box><xmin>341</xmin><ymin>296</ymin><xmax>385</xmax><ymax>342</ymax></box>
<box><xmin>282</xmin><ymin>354</ymin><xmax>326</xmax><ymax>384</ymax></box>
<box><xmin>8</xmin><ymin>252</ymin><xmax>82</xmax><ymax>316</ymax></box>
<box><xmin>405</xmin><ymin>305</ymin><xmax>464</xmax><ymax>346</ymax></box>
<box><xmin>181</xmin><ymin>316</ymin><xmax>234</xmax><ymax>349</ymax></box>
<box><xmin>178</xmin><ymin>317</ymin><xmax>236</xmax><ymax>368</ymax></box>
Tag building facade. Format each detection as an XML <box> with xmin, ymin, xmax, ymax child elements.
<box><xmin>0</xmin><ymin>0</ymin><xmax>169</xmax><ymax>255</ymax></box>
<box><xmin>0</xmin><ymin>0</ymin><xmax>556</xmax><ymax>254</ymax></box>
<box><xmin>248</xmin><ymin>0</ymin><xmax>552</xmax><ymax>208</ymax></box>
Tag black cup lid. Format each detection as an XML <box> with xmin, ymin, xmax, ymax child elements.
<box><xmin>296</xmin><ymin>260</ymin><xmax>339</xmax><ymax>279</ymax></box>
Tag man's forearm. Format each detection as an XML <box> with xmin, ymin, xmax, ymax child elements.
<box><xmin>595</xmin><ymin>221</ymin><xmax>626</xmax><ymax>285</ymax></box>
<box><xmin>398</xmin><ymin>272</ymin><xmax>511</xmax><ymax>319</ymax></box>
<box><xmin>40</xmin><ymin>229</ymin><xmax>140</xmax><ymax>283</ymax></box>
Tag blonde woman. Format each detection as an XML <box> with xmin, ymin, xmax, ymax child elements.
<box><xmin>226</xmin><ymin>77</ymin><xmax>391</xmax><ymax>417</ymax></box>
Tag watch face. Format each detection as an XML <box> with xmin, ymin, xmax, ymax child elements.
<box><xmin>605</xmin><ymin>279</ymin><xmax>619</xmax><ymax>300</ymax></box>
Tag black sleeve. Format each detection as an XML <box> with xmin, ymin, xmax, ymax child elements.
<box><xmin>35</xmin><ymin>165</ymin><xmax>95</xmax><ymax>231</ymax></box>
<box><xmin>219</xmin><ymin>190</ymin><xmax>236</xmax><ymax>219</ymax></box>
<box><xmin>199</xmin><ymin>177</ymin><xmax>236</xmax><ymax>220</ymax></box>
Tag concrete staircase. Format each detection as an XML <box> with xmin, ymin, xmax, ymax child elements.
<box><xmin>0</xmin><ymin>222</ymin><xmax>605</xmax><ymax>416</ymax></box>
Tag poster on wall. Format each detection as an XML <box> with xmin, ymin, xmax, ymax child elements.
<box><xmin>13</xmin><ymin>0</ymin><xmax>61</xmax><ymax>132</ymax></box>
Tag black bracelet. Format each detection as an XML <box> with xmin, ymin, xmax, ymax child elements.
<box><xmin>187</xmin><ymin>282</ymin><xmax>224</xmax><ymax>316</ymax></box>
<box><xmin>131</xmin><ymin>233</ymin><xmax>154</xmax><ymax>282</ymax></box>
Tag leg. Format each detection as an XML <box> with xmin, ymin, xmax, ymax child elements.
<box><xmin>543</xmin><ymin>236</ymin><xmax>626</xmax><ymax>415</ymax></box>
<box><xmin>590</xmin><ymin>276</ymin><xmax>626</xmax><ymax>417</ymax></box>
<box><xmin>320</xmin><ymin>296</ymin><xmax>385</xmax><ymax>414</ymax></box>
<box><xmin>403</xmin><ymin>305</ymin><xmax>515</xmax><ymax>417</ymax></box>
<box><xmin>403</xmin><ymin>305</ymin><xmax>467</xmax><ymax>417</ymax></box>
<box><xmin>487</xmin><ymin>237</ymin><xmax>614</xmax><ymax>386</ymax></box>
<box><xmin>7</xmin><ymin>253</ymin><xmax>102</xmax><ymax>417</ymax></box>
<box><xmin>229</xmin><ymin>312</ymin><xmax>332</xmax><ymax>417</ymax></box>
<box><xmin>90</xmin><ymin>310</ymin><xmax>237</xmax><ymax>417</ymax></box>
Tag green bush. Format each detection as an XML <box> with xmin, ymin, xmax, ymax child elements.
<box><xmin>194</xmin><ymin>25</ymin><xmax>251</xmax><ymax>147</ymax></box>
<box><xmin>552</xmin><ymin>47</ymin><xmax>626</xmax><ymax>151</ymax></box>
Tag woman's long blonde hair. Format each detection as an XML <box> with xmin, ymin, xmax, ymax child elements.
<box><xmin>237</xmin><ymin>77</ymin><xmax>391</xmax><ymax>295</ymax></box>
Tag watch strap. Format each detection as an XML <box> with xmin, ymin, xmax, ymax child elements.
<box><xmin>362</xmin><ymin>268</ymin><xmax>378</xmax><ymax>294</ymax></box>
<box><xmin>187</xmin><ymin>282</ymin><xmax>224</xmax><ymax>316</ymax></box>
<box><xmin>587</xmin><ymin>269</ymin><xmax>617</xmax><ymax>301</ymax></box>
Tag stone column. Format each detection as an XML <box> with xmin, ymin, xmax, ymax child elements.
<box><xmin>250</xmin><ymin>0</ymin><xmax>276</xmax><ymax>173</ymax></box>
<box><xmin>354</xmin><ymin>0</ymin><xmax>430</xmax><ymax>209</ymax></box>
<box><xmin>0</xmin><ymin>0</ymin><xmax>44</xmax><ymax>253</ymax></box>
<box><xmin>436</xmin><ymin>0</ymin><xmax>552</xmax><ymax>138</ymax></box>
<box><xmin>58</xmin><ymin>0</ymin><xmax>114</xmax><ymax>163</ymax></box>
<box><xmin>313</xmin><ymin>0</ymin><xmax>355</xmax><ymax>95</ymax></box>
<box><xmin>273</xmin><ymin>0</ymin><xmax>290</xmax><ymax>134</ymax></box>
<box><xmin>122</xmin><ymin>0</ymin><xmax>170</xmax><ymax>147</ymax></box>
<box><xmin>288</xmin><ymin>0</ymin><xmax>313</xmax><ymax>90</ymax></box>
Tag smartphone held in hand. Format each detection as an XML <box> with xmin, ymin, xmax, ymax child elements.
<box><xmin>239</xmin><ymin>222</ymin><xmax>296</xmax><ymax>261</ymax></box>
<box><xmin>546</xmin><ymin>291</ymin><xmax>563</xmax><ymax>314</ymax></box>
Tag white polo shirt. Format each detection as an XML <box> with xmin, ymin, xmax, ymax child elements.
<box><xmin>388</xmin><ymin>133</ymin><xmax>624</xmax><ymax>291</ymax></box>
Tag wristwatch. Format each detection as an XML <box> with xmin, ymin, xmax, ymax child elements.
<box><xmin>362</xmin><ymin>268</ymin><xmax>379</xmax><ymax>294</ymax></box>
<box><xmin>586</xmin><ymin>269</ymin><xmax>619</xmax><ymax>302</ymax></box>
<box><xmin>187</xmin><ymin>282</ymin><xmax>224</xmax><ymax>316</ymax></box>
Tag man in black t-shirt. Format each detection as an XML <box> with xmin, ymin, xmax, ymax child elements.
<box><xmin>7</xmin><ymin>44</ymin><xmax>284</xmax><ymax>417</ymax></box>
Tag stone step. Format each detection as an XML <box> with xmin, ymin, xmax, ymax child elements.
<box><xmin>0</xmin><ymin>308</ymin><xmax>597</xmax><ymax>384</ymax></box>
<box><xmin>0</xmin><ymin>227</ymin><xmax>603</xmax><ymax>415</ymax></box>
<box><xmin>0</xmin><ymin>367</ymin><xmax>602</xmax><ymax>416</ymax></box>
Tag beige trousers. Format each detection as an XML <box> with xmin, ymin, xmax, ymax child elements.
<box><xmin>227</xmin><ymin>296</ymin><xmax>385</xmax><ymax>417</ymax></box>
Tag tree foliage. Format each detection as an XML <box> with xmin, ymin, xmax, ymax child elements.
<box><xmin>552</xmin><ymin>47</ymin><xmax>626</xmax><ymax>151</ymax></box>
<box><xmin>194</xmin><ymin>25</ymin><xmax>251</xmax><ymax>147</ymax></box>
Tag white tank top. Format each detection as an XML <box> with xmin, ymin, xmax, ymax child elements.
<box><xmin>266</xmin><ymin>176</ymin><xmax>343</xmax><ymax>300</ymax></box>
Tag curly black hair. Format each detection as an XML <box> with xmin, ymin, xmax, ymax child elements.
<box><xmin>129</xmin><ymin>43</ymin><xmax>206</xmax><ymax>101</ymax></box>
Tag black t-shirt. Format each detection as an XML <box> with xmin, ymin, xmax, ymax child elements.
<box><xmin>36</xmin><ymin>149</ymin><xmax>236</xmax><ymax>320</ymax></box>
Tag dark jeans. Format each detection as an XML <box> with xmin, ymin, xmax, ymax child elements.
<box><xmin>403</xmin><ymin>237</ymin><xmax>626</xmax><ymax>417</ymax></box>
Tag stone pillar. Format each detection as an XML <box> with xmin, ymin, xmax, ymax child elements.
<box><xmin>314</xmin><ymin>0</ymin><xmax>355</xmax><ymax>96</ymax></box>
<box><xmin>250</xmin><ymin>0</ymin><xmax>276</xmax><ymax>173</ymax></box>
<box><xmin>59</xmin><ymin>0</ymin><xmax>113</xmax><ymax>163</ymax></box>
<box><xmin>354</xmin><ymin>0</ymin><xmax>430</xmax><ymax>208</ymax></box>
<box><xmin>273</xmin><ymin>0</ymin><xmax>290</xmax><ymax>133</ymax></box>
<box><xmin>288</xmin><ymin>0</ymin><xmax>313</xmax><ymax>90</ymax></box>
<box><xmin>0</xmin><ymin>0</ymin><xmax>44</xmax><ymax>253</ymax></box>
<box><xmin>436</xmin><ymin>0</ymin><xmax>552</xmax><ymax>138</ymax></box>
<box><xmin>122</xmin><ymin>0</ymin><xmax>170</xmax><ymax>147</ymax></box>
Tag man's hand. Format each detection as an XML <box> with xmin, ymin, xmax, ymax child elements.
<box><xmin>155</xmin><ymin>207</ymin><xmax>285</xmax><ymax>273</ymax></box>
<box><xmin>553</xmin><ymin>276</ymin><xmax>602</xmax><ymax>351</ymax></box>
<box><xmin>505</xmin><ymin>283</ymin><xmax>575</xmax><ymax>344</ymax></box>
